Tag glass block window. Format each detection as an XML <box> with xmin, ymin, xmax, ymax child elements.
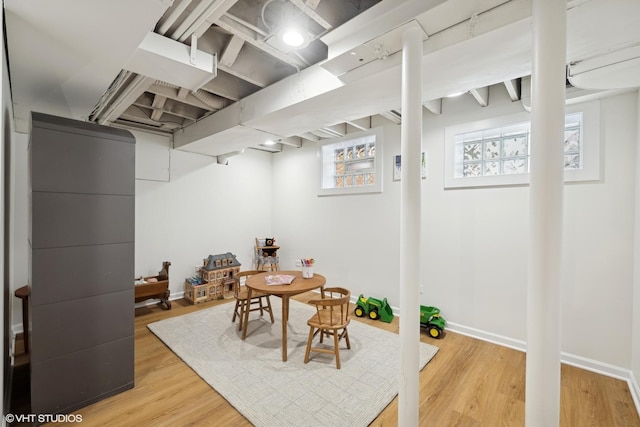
<box><xmin>444</xmin><ymin>101</ymin><xmax>599</xmax><ymax>189</ymax></box>
<box><xmin>563</xmin><ymin>113</ymin><xmax>582</xmax><ymax>170</ymax></box>
<box><xmin>318</xmin><ymin>128</ymin><xmax>383</xmax><ymax>196</ymax></box>
<box><xmin>454</xmin><ymin>113</ymin><xmax>583</xmax><ymax>179</ymax></box>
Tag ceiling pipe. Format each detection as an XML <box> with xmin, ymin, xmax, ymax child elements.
<box><xmin>90</xmin><ymin>70</ymin><xmax>132</xmax><ymax>121</ymax></box>
<box><xmin>98</xmin><ymin>74</ymin><xmax>152</xmax><ymax>125</ymax></box>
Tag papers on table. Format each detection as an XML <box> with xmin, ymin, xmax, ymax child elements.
<box><xmin>264</xmin><ymin>274</ymin><xmax>296</xmax><ymax>285</ymax></box>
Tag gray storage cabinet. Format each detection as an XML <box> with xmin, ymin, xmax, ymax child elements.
<box><xmin>28</xmin><ymin>112</ymin><xmax>135</xmax><ymax>416</ymax></box>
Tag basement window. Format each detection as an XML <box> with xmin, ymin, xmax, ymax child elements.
<box><xmin>444</xmin><ymin>100</ymin><xmax>600</xmax><ymax>189</ymax></box>
<box><xmin>318</xmin><ymin>127</ymin><xmax>383</xmax><ymax>196</ymax></box>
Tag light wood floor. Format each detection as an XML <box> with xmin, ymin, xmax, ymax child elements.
<box><xmin>17</xmin><ymin>293</ymin><xmax>639</xmax><ymax>426</ymax></box>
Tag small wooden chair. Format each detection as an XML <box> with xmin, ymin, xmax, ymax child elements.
<box><xmin>232</xmin><ymin>270</ymin><xmax>274</xmax><ymax>331</ymax></box>
<box><xmin>304</xmin><ymin>287</ymin><xmax>351</xmax><ymax>369</ymax></box>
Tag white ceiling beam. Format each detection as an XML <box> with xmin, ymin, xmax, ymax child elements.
<box><xmin>503</xmin><ymin>78</ymin><xmax>521</xmax><ymax>101</ymax></box>
<box><xmin>217</xmin><ymin>63</ymin><xmax>269</xmax><ymax>88</ymax></box>
<box><xmin>220</xmin><ymin>35</ymin><xmax>245</xmax><ymax>67</ymax></box>
<box><xmin>174</xmin><ymin>0</ymin><xmax>239</xmax><ymax>42</ymax></box>
<box><xmin>380</xmin><ymin>111</ymin><xmax>401</xmax><ymax>124</ymax></box>
<box><xmin>298</xmin><ymin>132</ymin><xmax>321</xmax><ymax>142</ymax></box>
<box><xmin>422</xmin><ymin>99</ymin><xmax>442</xmax><ymax>115</ymax></box>
<box><xmin>310</xmin><ymin>128</ymin><xmax>338</xmax><ymax>138</ymax></box>
<box><xmin>469</xmin><ymin>87</ymin><xmax>489</xmax><ymax>107</ymax></box>
<box><xmin>322</xmin><ymin>123</ymin><xmax>347</xmax><ymax>137</ymax></box>
<box><xmin>120</xmin><ymin>105</ymin><xmax>183</xmax><ymax>129</ymax></box>
<box><xmin>279</xmin><ymin>136</ymin><xmax>303</xmax><ymax>148</ymax></box>
<box><xmin>97</xmin><ymin>76</ymin><xmax>153</xmax><ymax>125</ymax></box>
<box><xmin>201</xmin><ymin>71</ymin><xmax>259</xmax><ymax>101</ymax></box>
<box><xmin>216</xmin><ymin>14</ymin><xmax>306</xmax><ymax>69</ymax></box>
<box><xmin>177</xmin><ymin>87</ymin><xmax>190</xmax><ymax>99</ymax></box>
<box><xmin>151</xmin><ymin>95</ymin><xmax>168</xmax><ymax>121</ymax></box>
<box><xmin>148</xmin><ymin>84</ymin><xmax>211</xmax><ymax>110</ymax></box>
<box><xmin>290</xmin><ymin>0</ymin><xmax>333</xmax><ymax>30</ymax></box>
<box><xmin>345</xmin><ymin>116</ymin><xmax>371</xmax><ymax>131</ymax></box>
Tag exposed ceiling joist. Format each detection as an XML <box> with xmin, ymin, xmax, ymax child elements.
<box><xmin>345</xmin><ymin>116</ymin><xmax>371</xmax><ymax>130</ymax></box>
<box><xmin>201</xmin><ymin>70</ymin><xmax>260</xmax><ymax>100</ymax></box>
<box><xmin>290</xmin><ymin>0</ymin><xmax>333</xmax><ymax>30</ymax></box>
<box><xmin>380</xmin><ymin>110</ymin><xmax>401</xmax><ymax>125</ymax></box>
<box><xmin>503</xmin><ymin>78</ymin><xmax>522</xmax><ymax>101</ymax></box>
<box><xmin>217</xmin><ymin>13</ymin><xmax>307</xmax><ymax>69</ymax></box>
<box><xmin>151</xmin><ymin>95</ymin><xmax>168</xmax><ymax>121</ymax></box>
<box><xmin>280</xmin><ymin>136</ymin><xmax>303</xmax><ymax>147</ymax></box>
<box><xmin>469</xmin><ymin>87</ymin><xmax>489</xmax><ymax>107</ymax></box>
<box><xmin>97</xmin><ymin>75</ymin><xmax>154</xmax><ymax>125</ymax></box>
<box><xmin>174</xmin><ymin>0</ymin><xmax>240</xmax><ymax>42</ymax></box>
<box><xmin>148</xmin><ymin>83</ymin><xmax>212</xmax><ymax>110</ymax></box>
<box><xmin>422</xmin><ymin>98</ymin><xmax>442</xmax><ymax>115</ymax></box>
<box><xmin>219</xmin><ymin>34</ymin><xmax>245</xmax><ymax>67</ymax></box>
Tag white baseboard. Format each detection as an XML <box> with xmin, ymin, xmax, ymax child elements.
<box><xmin>447</xmin><ymin>321</ymin><xmax>640</xmax><ymax>417</ymax></box>
<box><xmin>446</xmin><ymin>321</ymin><xmax>527</xmax><ymax>352</ymax></box>
<box><xmin>630</xmin><ymin>371</ymin><xmax>640</xmax><ymax>418</ymax></box>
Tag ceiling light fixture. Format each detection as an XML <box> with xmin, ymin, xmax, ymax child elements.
<box><xmin>446</xmin><ymin>91</ymin><xmax>467</xmax><ymax>98</ymax></box>
<box><xmin>262</xmin><ymin>0</ymin><xmax>311</xmax><ymax>51</ymax></box>
<box><xmin>281</xmin><ymin>27</ymin><xmax>305</xmax><ymax>47</ymax></box>
<box><xmin>264</xmin><ymin>139</ymin><xmax>277</xmax><ymax>146</ymax></box>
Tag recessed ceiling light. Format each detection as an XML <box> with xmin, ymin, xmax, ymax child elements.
<box><xmin>281</xmin><ymin>27</ymin><xmax>305</xmax><ymax>47</ymax></box>
<box><xmin>264</xmin><ymin>140</ymin><xmax>277</xmax><ymax>146</ymax></box>
<box><xmin>446</xmin><ymin>91</ymin><xmax>466</xmax><ymax>98</ymax></box>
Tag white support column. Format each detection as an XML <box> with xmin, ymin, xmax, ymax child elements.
<box><xmin>399</xmin><ymin>26</ymin><xmax>423</xmax><ymax>427</ymax></box>
<box><xmin>526</xmin><ymin>1</ymin><xmax>566</xmax><ymax>426</ymax></box>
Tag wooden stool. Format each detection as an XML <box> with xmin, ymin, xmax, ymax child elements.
<box><xmin>14</xmin><ymin>285</ymin><xmax>30</xmax><ymax>354</ymax></box>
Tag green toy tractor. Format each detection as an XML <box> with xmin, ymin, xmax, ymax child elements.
<box><xmin>354</xmin><ymin>294</ymin><xmax>394</xmax><ymax>323</ymax></box>
<box><xmin>420</xmin><ymin>305</ymin><xmax>446</xmax><ymax>338</ymax></box>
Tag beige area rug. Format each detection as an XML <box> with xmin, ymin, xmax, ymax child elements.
<box><xmin>148</xmin><ymin>298</ymin><xmax>439</xmax><ymax>427</ymax></box>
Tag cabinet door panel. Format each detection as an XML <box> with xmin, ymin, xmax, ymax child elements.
<box><xmin>31</xmin><ymin>243</ymin><xmax>134</xmax><ymax>306</ymax></box>
<box><xmin>30</xmin><ymin>126</ymin><xmax>135</xmax><ymax>195</ymax></box>
<box><xmin>30</xmin><ymin>290</ymin><xmax>134</xmax><ymax>364</ymax></box>
<box><xmin>31</xmin><ymin>192</ymin><xmax>134</xmax><ymax>248</ymax></box>
<box><xmin>31</xmin><ymin>337</ymin><xmax>134</xmax><ymax>415</ymax></box>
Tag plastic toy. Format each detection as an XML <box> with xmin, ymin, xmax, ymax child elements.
<box><xmin>354</xmin><ymin>294</ymin><xmax>394</xmax><ymax>322</ymax></box>
<box><xmin>420</xmin><ymin>305</ymin><xmax>446</xmax><ymax>338</ymax></box>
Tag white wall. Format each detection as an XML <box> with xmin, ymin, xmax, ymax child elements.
<box><xmin>560</xmin><ymin>92</ymin><xmax>635</xmax><ymax>368</ymax></box>
<box><xmin>272</xmin><ymin>85</ymin><xmax>638</xmax><ymax>370</ymax></box>
<box><xmin>134</xmin><ymin>132</ymin><xmax>274</xmax><ymax>297</ymax></box>
<box><xmin>633</xmin><ymin>89</ymin><xmax>640</xmax><ymax>399</ymax></box>
<box><xmin>272</xmin><ymin>121</ymin><xmax>402</xmax><ymax>301</ymax></box>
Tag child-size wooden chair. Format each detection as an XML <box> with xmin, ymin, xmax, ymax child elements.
<box><xmin>303</xmin><ymin>287</ymin><xmax>351</xmax><ymax>369</ymax></box>
<box><xmin>232</xmin><ymin>270</ymin><xmax>274</xmax><ymax>331</ymax></box>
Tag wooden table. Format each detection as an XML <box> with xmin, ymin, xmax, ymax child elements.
<box><xmin>243</xmin><ymin>270</ymin><xmax>325</xmax><ymax>362</ymax></box>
